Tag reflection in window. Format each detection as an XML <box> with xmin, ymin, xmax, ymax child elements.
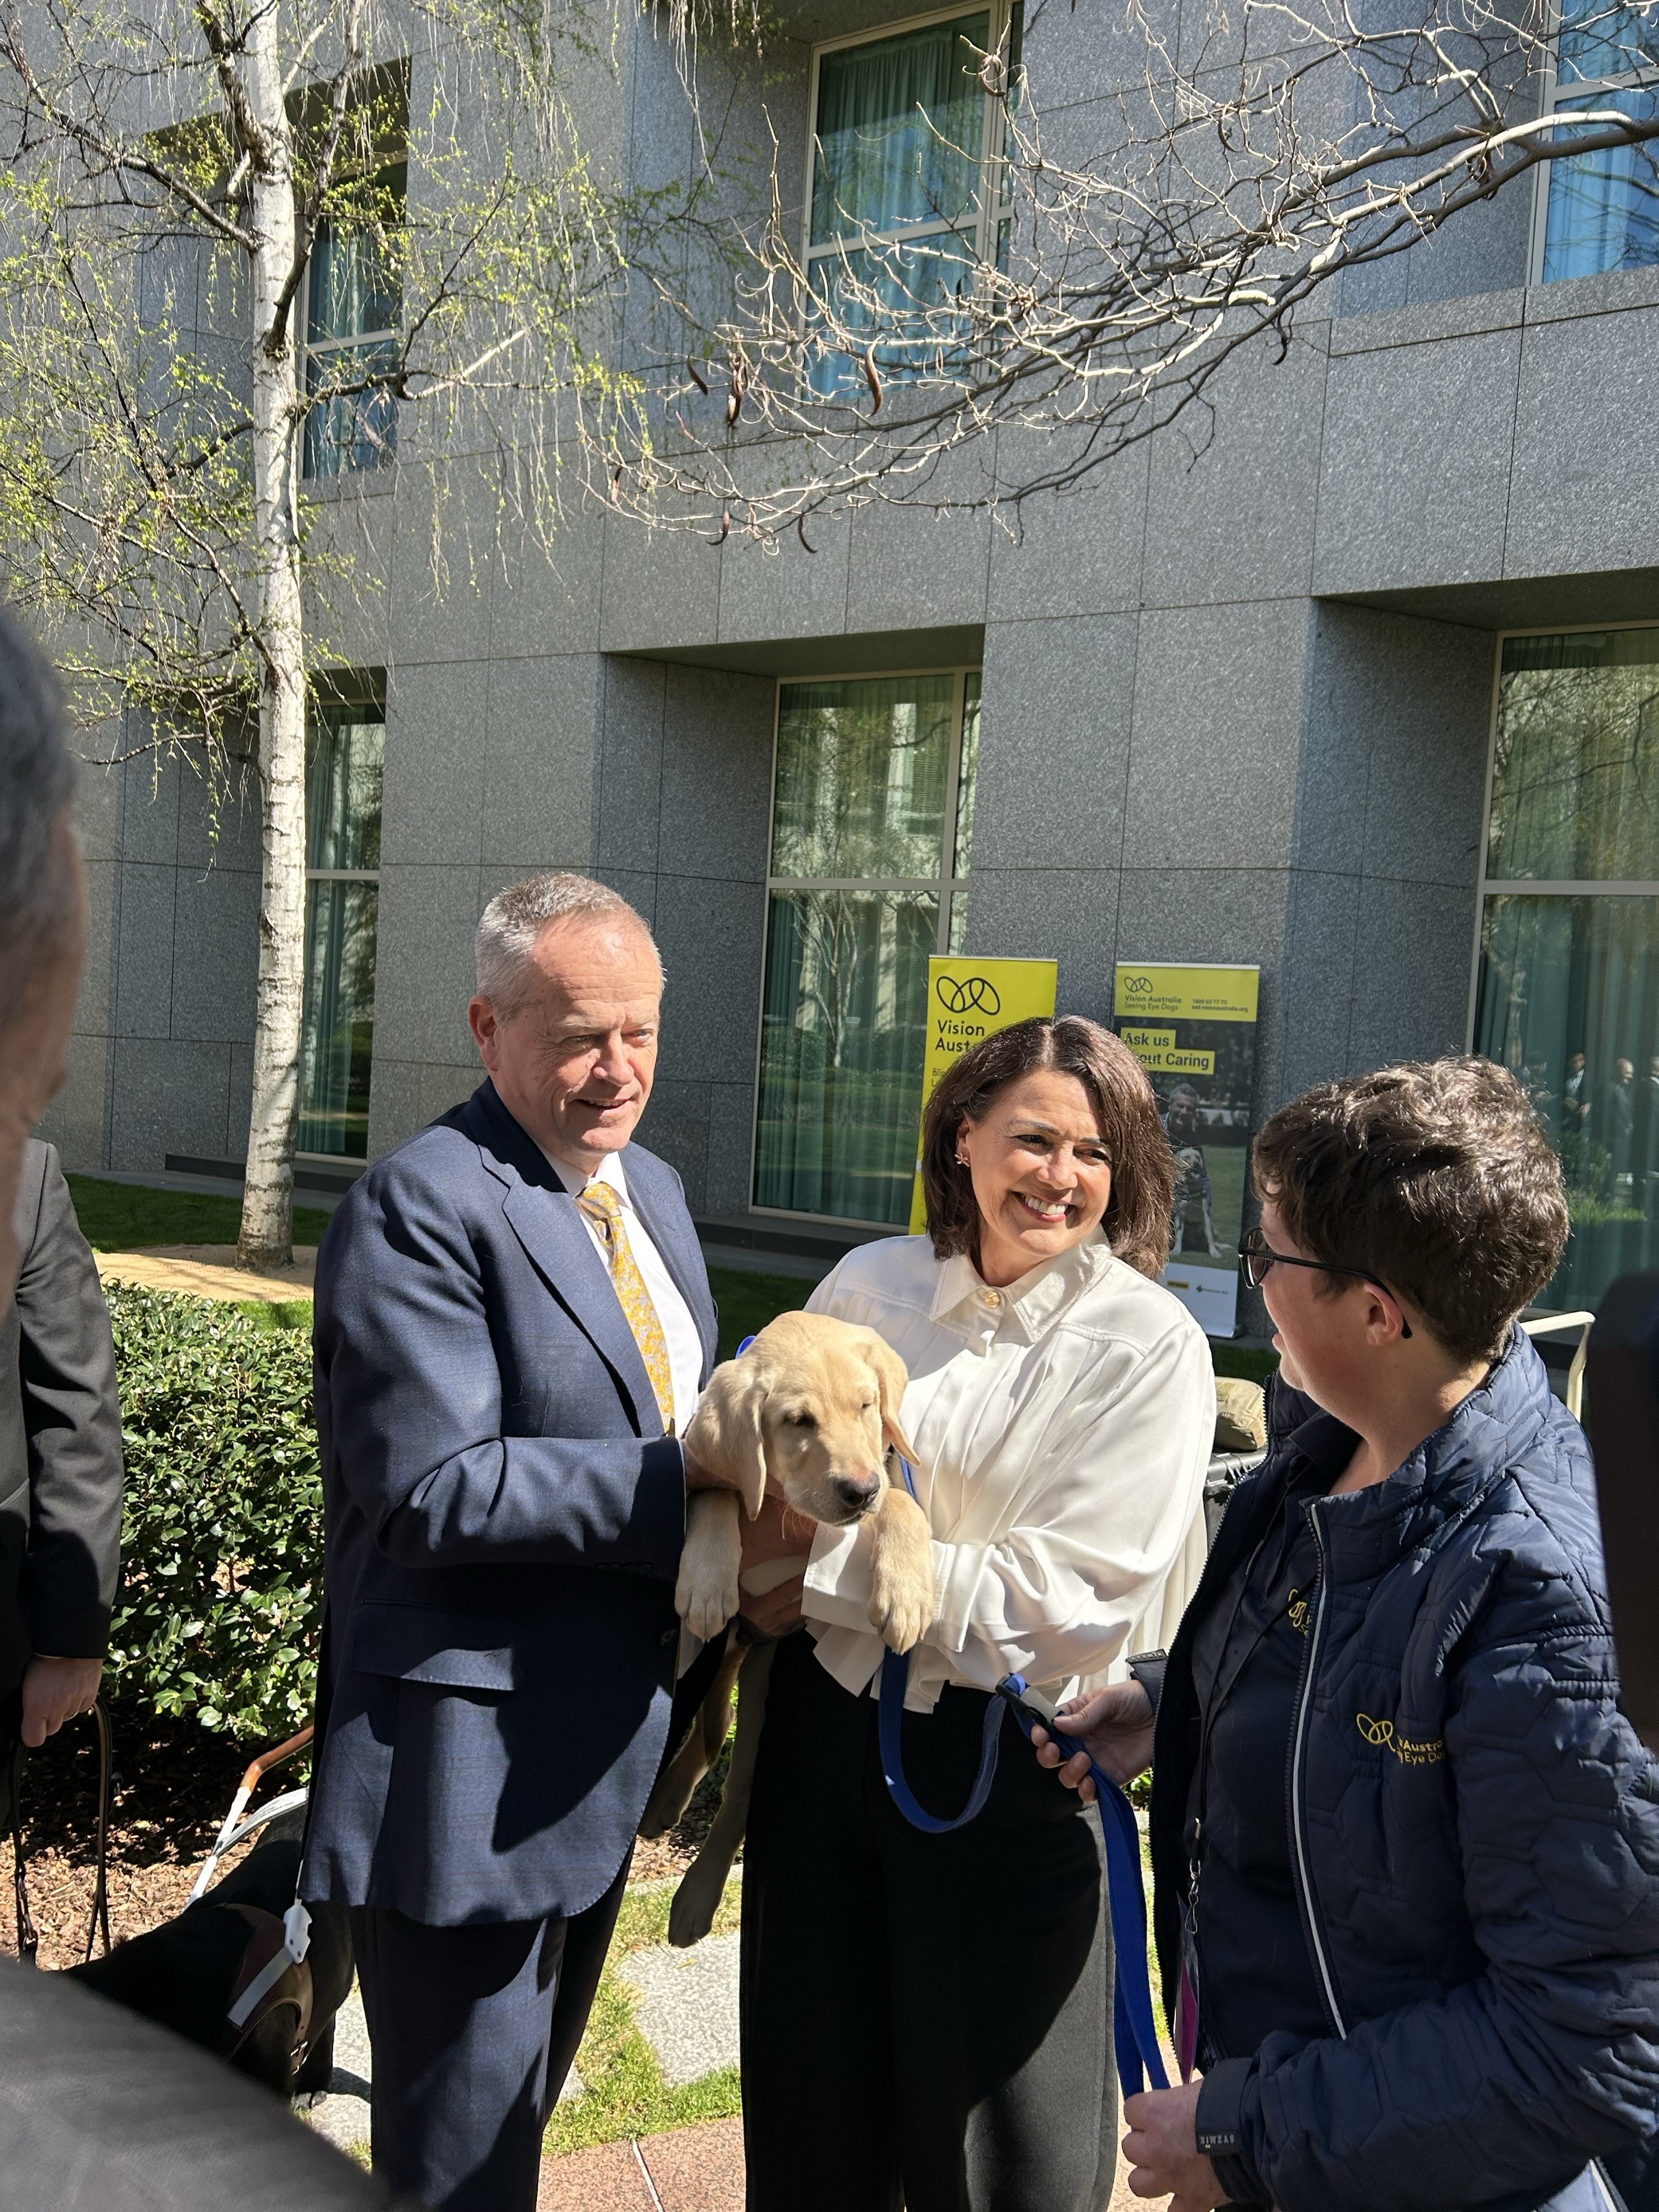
<box><xmin>1473</xmin><ymin>629</ymin><xmax>1659</xmax><ymax>1308</ymax></box>
<box><xmin>805</xmin><ymin>10</ymin><xmax>1018</xmax><ymax>394</ymax></box>
<box><xmin>1541</xmin><ymin>5</ymin><xmax>1659</xmax><ymax>280</ymax></box>
<box><xmin>303</xmin><ymin>164</ymin><xmax>405</xmax><ymax>477</ymax></box>
<box><xmin>755</xmin><ymin>669</ymin><xmax>981</xmax><ymax>1222</ymax></box>
<box><xmin>299</xmin><ymin>696</ymin><xmax>384</xmax><ymax>1157</ymax></box>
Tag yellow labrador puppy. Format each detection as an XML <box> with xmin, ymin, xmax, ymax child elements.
<box><xmin>641</xmin><ymin>1312</ymin><xmax>935</xmax><ymax>1946</ymax></box>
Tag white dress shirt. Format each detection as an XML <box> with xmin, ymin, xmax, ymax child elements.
<box><xmin>802</xmin><ymin>1230</ymin><xmax>1215</xmax><ymax>1712</ymax></box>
<box><xmin>550</xmin><ymin>1149</ymin><xmax>704</xmax><ymax>1436</ymax></box>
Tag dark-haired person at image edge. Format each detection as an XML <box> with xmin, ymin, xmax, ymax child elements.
<box><xmin>0</xmin><ymin>613</ymin><xmax>402</xmax><ymax>2212</ymax></box>
<box><xmin>1034</xmin><ymin>1058</ymin><xmax>1659</xmax><ymax>2212</ymax></box>
<box><xmin>735</xmin><ymin>1017</ymin><xmax>1217</xmax><ymax>2212</ymax></box>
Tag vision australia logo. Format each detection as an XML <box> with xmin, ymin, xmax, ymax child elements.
<box><xmin>1121</xmin><ymin>972</ymin><xmax>1155</xmax><ymax>1000</ymax></box>
<box><xmin>936</xmin><ymin>974</ymin><xmax>1002</xmax><ymax>1016</ymax></box>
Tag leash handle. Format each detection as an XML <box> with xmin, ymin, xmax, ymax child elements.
<box><xmin>9</xmin><ymin>1697</ymin><xmax>112</xmax><ymax>1969</ymax></box>
<box><xmin>998</xmin><ymin>1673</ymin><xmax>1170</xmax><ymax>2097</ymax></box>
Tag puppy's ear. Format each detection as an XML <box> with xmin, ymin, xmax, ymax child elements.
<box><xmin>683</xmin><ymin>1359</ymin><xmax>768</xmax><ymax>1521</ymax></box>
<box><xmin>849</xmin><ymin>1330</ymin><xmax>920</xmax><ymax>1473</ymax></box>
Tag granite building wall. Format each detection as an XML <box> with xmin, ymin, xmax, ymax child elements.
<box><xmin>40</xmin><ymin>0</ymin><xmax>1659</xmax><ymax>1245</ymax></box>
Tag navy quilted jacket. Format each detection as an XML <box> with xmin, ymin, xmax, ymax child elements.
<box><xmin>1151</xmin><ymin>1327</ymin><xmax>1659</xmax><ymax>2212</ymax></box>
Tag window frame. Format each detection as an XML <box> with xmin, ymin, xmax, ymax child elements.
<box><xmin>298</xmin><ymin>685</ymin><xmax>386</xmax><ymax>1163</ymax></box>
<box><xmin>1465</xmin><ymin>613</ymin><xmax>1659</xmax><ymax>1047</ymax></box>
<box><xmin>799</xmin><ymin>2</ymin><xmax>1018</xmax><ymax>375</ymax></box>
<box><xmin>749</xmin><ymin>660</ymin><xmax>983</xmax><ymax>1230</ymax></box>
<box><xmin>1528</xmin><ymin>0</ymin><xmax>1659</xmax><ymax>284</ymax></box>
<box><xmin>1465</xmin><ymin>618</ymin><xmax>1659</xmax><ymax>1312</ymax></box>
<box><xmin>300</xmin><ymin>158</ymin><xmax>407</xmax><ymax>481</ymax></box>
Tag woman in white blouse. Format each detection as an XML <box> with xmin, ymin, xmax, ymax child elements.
<box><xmin>735</xmin><ymin>1015</ymin><xmax>1214</xmax><ymax>2212</ymax></box>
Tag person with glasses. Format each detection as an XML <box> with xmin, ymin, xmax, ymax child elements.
<box><xmin>1033</xmin><ymin>1057</ymin><xmax>1659</xmax><ymax>2212</ymax></box>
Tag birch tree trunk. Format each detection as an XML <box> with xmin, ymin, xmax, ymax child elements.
<box><xmin>237</xmin><ymin>14</ymin><xmax>307</xmax><ymax>1273</ymax></box>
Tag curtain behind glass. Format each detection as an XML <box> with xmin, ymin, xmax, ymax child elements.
<box><xmin>298</xmin><ymin>881</ymin><xmax>378</xmax><ymax>1157</ymax></box>
<box><xmin>773</xmin><ymin>673</ymin><xmax>955</xmax><ymax>878</ymax></box>
<box><xmin>1475</xmin><ymin>893</ymin><xmax>1659</xmax><ymax>1306</ymax></box>
<box><xmin>300</xmin><ymin>709</ymin><xmax>383</xmax><ymax>1157</ymax></box>
<box><xmin>304</xmin><ymin>169</ymin><xmax>402</xmax><ymax>477</ymax></box>
<box><xmin>812</xmin><ymin>14</ymin><xmax>990</xmax><ymax>243</ymax></box>
<box><xmin>1557</xmin><ymin>0</ymin><xmax>1659</xmax><ymax>82</ymax></box>
<box><xmin>754</xmin><ymin>890</ymin><xmax>938</xmax><ymax>1221</ymax></box>
<box><xmin>306</xmin><ymin>712</ymin><xmax>383</xmax><ymax>872</ymax></box>
<box><xmin>1543</xmin><ymin>88</ymin><xmax>1659</xmax><ymax>280</ymax></box>
<box><xmin>1490</xmin><ymin>627</ymin><xmax>1659</xmax><ymax>878</ymax></box>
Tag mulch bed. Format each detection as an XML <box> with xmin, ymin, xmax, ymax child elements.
<box><xmin>1</xmin><ymin>1706</ymin><xmax>727</xmax><ymax>1971</ymax></box>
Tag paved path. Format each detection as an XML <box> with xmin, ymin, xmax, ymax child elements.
<box><xmin>96</xmin><ymin>1244</ymin><xmax>317</xmax><ymax>1302</ymax></box>
<box><xmin>310</xmin><ymin>1924</ymin><xmax>1163</xmax><ymax>2207</ymax></box>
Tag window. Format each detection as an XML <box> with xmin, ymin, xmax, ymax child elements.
<box><xmin>1470</xmin><ymin>627</ymin><xmax>1659</xmax><ymax>1308</ymax></box>
<box><xmin>754</xmin><ymin>669</ymin><xmax>981</xmax><ymax>1224</ymax></box>
<box><xmin>302</xmin><ymin>163</ymin><xmax>405</xmax><ymax>477</ymax></box>
<box><xmin>299</xmin><ymin>693</ymin><xmax>384</xmax><ymax>1157</ymax></box>
<box><xmin>804</xmin><ymin>6</ymin><xmax>1018</xmax><ymax>394</ymax></box>
<box><xmin>1537</xmin><ymin>2</ymin><xmax>1659</xmax><ymax>280</ymax></box>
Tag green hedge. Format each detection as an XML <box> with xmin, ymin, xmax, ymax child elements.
<box><xmin>106</xmin><ymin>1284</ymin><xmax>322</xmax><ymax>1740</ymax></box>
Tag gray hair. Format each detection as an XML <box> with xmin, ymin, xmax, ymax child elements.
<box><xmin>0</xmin><ymin>612</ymin><xmax>76</xmax><ymax>1018</ymax></box>
<box><xmin>475</xmin><ymin>870</ymin><xmax>661</xmax><ymax>1023</ymax></box>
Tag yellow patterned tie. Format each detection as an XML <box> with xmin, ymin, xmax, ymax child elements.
<box><xmin>577</xmin><ymin>1179</ymin><xmax>676</xmax><ymax>1433</ymax></box>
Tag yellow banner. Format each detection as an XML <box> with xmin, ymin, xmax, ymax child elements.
<box><xmin>908</xmin><ymin>957</ymin><xmax>1059</xmax><ymax>1234</ymax></box>
<box><xmin>1113</xmin><ymin>964</ymin><xmax>1260</xmax><ymax>1023</ymax></box>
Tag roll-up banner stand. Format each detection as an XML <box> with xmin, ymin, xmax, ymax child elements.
<box><xmin>909</xmin><ymin>957</ymin><xmax>1060</xmax><ymax>1234</ymax></box>
<box><xmin>1113</xmin><ymin>963</ymin><xmax>1261</xmax><ymax>1337</ymax></box>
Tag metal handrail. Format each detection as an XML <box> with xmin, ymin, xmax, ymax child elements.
<box><xmin>1520</xmin><ymin>1310</ymin><xmax>1596</xmax><ymax>1420</ymax></box>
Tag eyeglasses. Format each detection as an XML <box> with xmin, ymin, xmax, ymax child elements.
<box><xmin>1237</xmin><ymin>1228</ymin><xmax>1413</xmax><ymax>1339</ymax></box>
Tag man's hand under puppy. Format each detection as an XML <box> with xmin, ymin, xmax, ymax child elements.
<box><xmin>735</xmin><ymin>1492</ymin><xmax>812</xmax><ymax>1634</ymax></box>
<box><xmin>1123</xmin><ymin>2083</ymin><xmax>1227</xmax><ymax>2212</ymax></box>
<box><xmin>1030</xmin><ymin>1678</ymin><xmax>1157</xmax><ymax>1799</ymax></box>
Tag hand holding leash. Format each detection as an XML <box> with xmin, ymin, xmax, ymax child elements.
<box><xmin>1030</xmin><ymin>1679</ymin><xmax>1157</xmax><ymax>1799</ymax></box>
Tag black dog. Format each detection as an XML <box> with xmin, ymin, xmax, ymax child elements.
<box><xmin>68</xmin><ymin>1816</ymin><xmax>353</xmax><ymax>2097</ymax></box>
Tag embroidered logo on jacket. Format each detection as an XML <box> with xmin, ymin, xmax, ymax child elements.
<box><xmin>1356</xmin><ymin>1712</ymin><xmax>1445</xmax><ymax>1765</ymax></box>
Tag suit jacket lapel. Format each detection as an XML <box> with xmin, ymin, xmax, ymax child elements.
<box><xmin>624</xmin><ymin>1147</ymin><xmax>719</xmax><ymax>1381</ymax></box>
<box><xmin>466</xmin><ymin>1083</ymin><xmax>661</xmax><ymax>1436</ymax></box>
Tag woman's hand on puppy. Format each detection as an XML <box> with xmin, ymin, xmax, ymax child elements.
<box><xmin>735</xmin><ymin>1493</ymin><xmax>814</xmax><ymax>1635</ymax></box>
<box><xmin>1030</xmin><ymin>1679</ymin><xmax>1156</xmax><ymax>1799</ymax></box>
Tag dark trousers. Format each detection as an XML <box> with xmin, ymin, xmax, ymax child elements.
<box><xmin>740</xmin><ymin>1634</ymin><xmax>1116</xmax><ymax>2212</ymax></box>
<box><xmin>350</xmin><ymin>1849</ymin><xmax>631</xmax><ymax>2212</ymax></box>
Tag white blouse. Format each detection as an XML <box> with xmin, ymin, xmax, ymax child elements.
<box><xmin>800</xmin><ymin>1230</ymin><xmax>1215</xmax><ymax>1712</ymax></box>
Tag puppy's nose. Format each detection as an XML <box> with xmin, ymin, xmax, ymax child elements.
<box><xmin>833</xmin><ymin>1473</ymin><xmax>881</xmax><ymax>1513</ymax></box>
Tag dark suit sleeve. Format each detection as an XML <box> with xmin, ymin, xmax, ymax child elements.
<box><xmin>14</xmin><ymin>1146</ymin><xmax>123</xmax><ymax>1658</ymax></box>
<box><xmin>317</xmin><ymin>1173</ymin><xmax>684</xmax><ymax>1577</ymax></box>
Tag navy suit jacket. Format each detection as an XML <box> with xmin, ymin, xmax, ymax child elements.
<box><xmin>301</xmin><ymin>1080</ymin><xmax>716</xmax><ymax>1926</ymax></box>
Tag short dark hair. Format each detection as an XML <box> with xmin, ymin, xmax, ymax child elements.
<box><xmin>920</xmin><ymin>1016</ymin><xmax>1175</xmax><ymax>1279</ymax></box>
<box><xmin>0</xmin><ymin>611</ymin><xmax>75</xmax><ymax>1018</ymax></box>
<box><xmin>1251</xmin><ymin>1057</ymin><xmax>1570</xmax><ymax>1363</ymax></box>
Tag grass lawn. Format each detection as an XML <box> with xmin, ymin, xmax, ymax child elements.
<box><xmin>542</xmin><ymin>1880</ymin><xmax>743</xmax><ymax>2156</ymax></box>
<box><xmin>708</xmin><ymin>1269</ymin><xmax>814</xmax><ymax>1359</ymax></box>
<box><xmin>66</xmin><ymin>1173</ymin><xmax>335</xmax><ymax>1252</ymax></box>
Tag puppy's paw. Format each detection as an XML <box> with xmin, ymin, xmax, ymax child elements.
<box><xmin>867</xmin><ymin>1489</ymin><xmax>935</xmax><ymax>1653</ymax></box>
<box><xmin>676</xmin><ymin>1559</ymin><xmax>740</xmax><ymax>1644</ymax></box>
<box><xmin>867</xmin><ymin>1563</ymin><xmax>934</xmax><ymax>1654</ymax></box>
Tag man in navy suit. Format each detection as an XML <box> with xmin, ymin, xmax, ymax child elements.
<box><xmin>303</xmin><ymin>872</ymin><xmax>731</xmax><ymax>2212</ymax></box>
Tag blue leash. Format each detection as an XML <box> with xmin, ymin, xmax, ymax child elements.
<box><xmin>876</xmin><ymin>1456</ymin><xmax>1169</xmax><ymax>2098</ymax></box>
